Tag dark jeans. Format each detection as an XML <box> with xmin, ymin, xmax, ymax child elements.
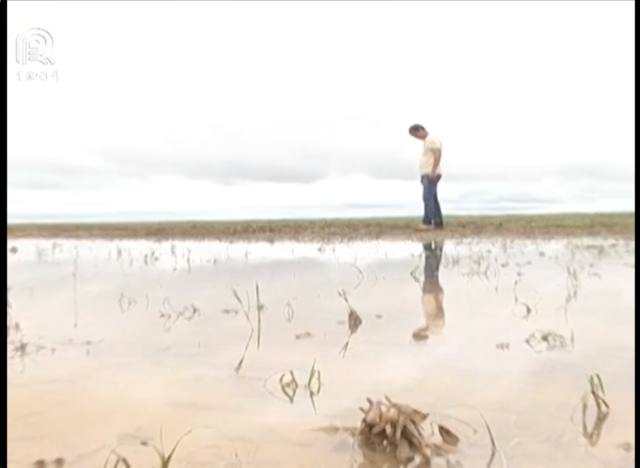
<box><xmin>421</xmin><ymin>174</ymin><xmax>443</xmax><ymax>227</ymax></box>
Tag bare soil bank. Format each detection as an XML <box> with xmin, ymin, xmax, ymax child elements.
<box><xmin>7</xmin><ymin>213</ymin><xmax>634</xmax><ymax>241</ymax></box>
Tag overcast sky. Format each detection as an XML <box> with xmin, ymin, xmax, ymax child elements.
<box><xmin>8</xmin><ymin>1</ymin><xmax>635</xmax><ymax>222</ymax></box>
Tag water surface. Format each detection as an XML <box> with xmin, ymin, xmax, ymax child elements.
<box><xmin>7</xmin><ymin>238</ymin><xmax>635</xmax><ymax>467</ymax></box>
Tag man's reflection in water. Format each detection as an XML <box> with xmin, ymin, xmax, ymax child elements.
<box><xmin>413</xmin><ymin>239</ymin><xmax>445</xmax><ymax>342</ymax></box>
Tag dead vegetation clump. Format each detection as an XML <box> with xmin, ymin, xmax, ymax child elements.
<box><xmin>102</xmin><ymin>428</ymin><xmax>193</xmax><ymax>468</ymax></box>
<box><xmin>571</xmin><ymin>373</ymin><xmax>610</xmax><ymax>447</ymax></box>
<box><xmin>357</xmin><ymin>396</ymin><xmax>461</xmax><ymax>466</ymax></box>
<box><xmin>562</xmin><ymin>265</ymin><xmax>581</xmax><ymax>322</ymax></box>
<box><xmin>512</xmin><ymin>272</ymin><xmax>539</xmax><ymax>320</ymax></box>
<box><xmin>158</xmin><ymin>297</ymin><xmax>200</xmax><ymax>332</ymax></box>
<box><xmin>118</xmin><ymin>293</ymin><xmax>138</xmax><ymax>314</ymax></box>
<box><xmin>337</xmin><ymin>289</ymin><xmax>363</xmax><ymax>357</ymax></box>
<box><xmin>226</xmin><ymin>283</ymin><xmax>266</xmax><ymax>373</ymax></box>
<box><xmin>460</xmin><ymin>249</ymin><xmax>501</xmax><ymax>293</ymax></box>
<box><xmin>102</xmin><ymin>450</ymin><xmax>131</xmax><ymax>468</ymax></box>
<box><xmin>32</xmin><ymin>458</ymin><xmax>65</xmax><ymax>468</ymax></box>
<box><xmin>495</xmin><ymin>342</ymin><xmax>510</xmax><ymax>351</ymax></box>
<box><xmin>283</xmin><ymin>299</ymin><xmax>296</xmax><ymax>323</ymax></box>
<box><xmin>525</xmin><ymin>329</ymin><xmax>572</xmax><ymax>353</ymax></box>
<box><xmin>351</xmin><ymin>263</ymin><xmax>365</xmax><ymax>290</ymax></box>
<box><xmin>294</xmin><ymin>331</ymin><xmax>313</xmax><ymax>340</ymax></box>
<box><xmin>276</xmin><ymin>361</ymin><xmax>322</xmax><ymax>411</ymax></box>
<box><xmin>8</xmin><ymin>311</ymin><xmax>54</xmax><ymax>372</ymax></box>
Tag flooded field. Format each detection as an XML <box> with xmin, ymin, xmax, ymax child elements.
<box><xmin>7</xmin><ymin>237</ymin><xmax>635</xmax><ymax>468</ymax></box>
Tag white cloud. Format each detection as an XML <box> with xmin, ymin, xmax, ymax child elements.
<box><xmin>8</xmin><ymin>1</ymin><xmax>635</xmax><ymax>221</ymax></box>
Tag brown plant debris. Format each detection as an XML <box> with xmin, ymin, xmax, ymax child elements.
<box><xmin>159</xmin><ymin>297</ymin><xmax>200</xmax><ymax>332</ymax></box>
<box><xmin>571</xmin><ymin>373</ymin><xmax>610</xmax><ymax>447</ymax></box>
<box><xmin>118</xmin><ymin>293</ymin><xmax>138</xmax><ymax>314</ymax></box>
<box><xmin>495</xmin><ymin>342</ymin><xmax>510</xmax><ymax>351</ymax></box>
<box><xmin>283</xmin><ymin>300</ymin><xmax>295</xmax><ymax>323</ymax></box>
<box><xmin>279</xmin><ymin>370</ymin><xmax>299</xmax><ymax>403</ymax></box>
<box><xmin>525</xmin><ymin>329</ymin><xmax>569</xmax><ymax>353</ymax></box>
<box><xmin>616</xmin><ymin>441</ymin><xmax>633</xmax><ymax>453</ymax></box>
<box><xmin>306</xmin><ymin>360</ymin><xmax>322</xmax><ymax>413</ymax></box>
<box><xmin>357</xmin><ymin>396</ymin><xmax>462</xmax><ymax>466</ymax></box>
<box><xmin>102</xmin><ymin>450</ymin><xmax>131</xmax><ymax>468</ymax></box>
<box><xmin>275</xmin><ymin>362</ymin><xmax>322</xmax><ymax>411</ymax></box>
<box><xmin>338</xmin><ymin>289</ymin><xmax>363</xmax><ymax>357</ymax></box>
<box><xmin>33</xmin><ymin>459</ymin><xmax>66</xmax><ymax>468</ymax></box>
<box><xmin>255</xmin><ymin>282</ymin><xmax>265</xmax><ymax>350</ymax></box>
<box><xmin>295</xmin><ymin>331</ymin><xmax>313</xmax><ymax>340</ymax></box>
<box><xmin>103</xmin><ymin>428</ymin><xmax>193</xmax><ymax>468</ymax></box>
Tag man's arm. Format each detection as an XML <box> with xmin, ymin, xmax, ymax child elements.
<box><xmin>430</xmin><ymin>147</ymin><xmax>442</xmax><ymax>178</ymax></box>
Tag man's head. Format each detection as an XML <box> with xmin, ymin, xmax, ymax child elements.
<box><xmin>409</xmin><ymin>124</ymin><xmax>428</xmax><ymax>140</ymax></box>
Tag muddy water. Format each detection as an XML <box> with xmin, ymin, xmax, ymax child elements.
<box><xmin>7</xmin><ymin>238</ymin><xmax>635</xmax><ymax>468</ymax></box>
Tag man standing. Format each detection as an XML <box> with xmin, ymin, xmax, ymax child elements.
<box><xmin>409</xmin><ymin>124</ymin><xmax>443</xmax><ymax>230</ymax></box>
